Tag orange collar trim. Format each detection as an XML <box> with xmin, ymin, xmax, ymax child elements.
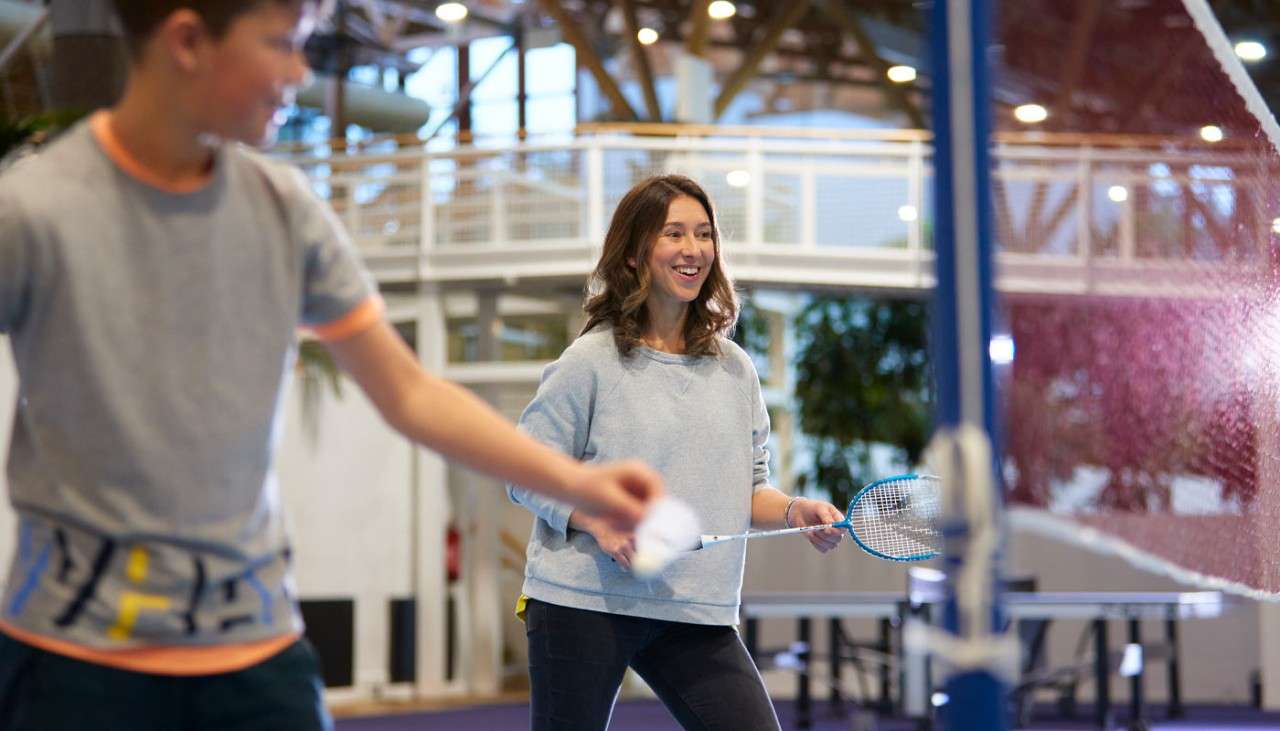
<box><xmin>89</xmin><ymin>111</ymin><xmax>216</xmax><ymax>195</ymax></box>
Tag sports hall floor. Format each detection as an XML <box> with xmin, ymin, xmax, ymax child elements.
<box><xmin>334</xmin><ymin>699</ymin><xmax>1280</xmax><ymax>729</ymax></box>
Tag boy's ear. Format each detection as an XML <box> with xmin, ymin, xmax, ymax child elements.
<box><xmin>159</xmin><ymin>9</ymin><xmax>211</xmax><ymax>73</ymax></box>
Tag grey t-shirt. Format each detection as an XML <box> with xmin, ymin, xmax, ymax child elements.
<box><xmin>0</xmin><ymin>118</ymin><xmax>377</xmax><ymax>647</ymax></box>
<box><xmin>508</xmin><ymin>328</ymin><xmax>771</xmax><ymax>626</ymax></box>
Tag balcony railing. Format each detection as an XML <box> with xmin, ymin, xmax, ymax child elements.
<box><xmin>283</xmin><ymin>126</ymin><xmax>1277</xmax><ymax>297</ymax></box>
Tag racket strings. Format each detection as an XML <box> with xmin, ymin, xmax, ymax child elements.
<box><xmin>847</xmin><ymin>477</ymin><xmax>942</xmax><ymax>559</ymax></box>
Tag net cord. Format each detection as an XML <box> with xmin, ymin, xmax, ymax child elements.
<box><xmin>1011</xmin><ymin>507</ymin><xmax>1273</xmax><ymax>603</ymax></box>
<box><xmin>1181</xmin><ymin>0</ymin><xmax>1280</xmax><ymax>155</ymax></box>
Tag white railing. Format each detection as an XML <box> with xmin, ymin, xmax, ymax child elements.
<box><xmin>283</xmin><ymin>129</ymin><xmax>1277</xmax><ymax>297</ymax></box>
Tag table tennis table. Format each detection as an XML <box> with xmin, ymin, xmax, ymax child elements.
<box><xmin>740</xmin><ymin>590</ymin><xmax>1230</xmax><ymax>729</ymax></box>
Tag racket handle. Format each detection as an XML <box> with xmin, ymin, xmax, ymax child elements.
<box><xmin>699</xmin><ymin>520</ymin><xmax>849</xmax><ymax>549</ymax></box>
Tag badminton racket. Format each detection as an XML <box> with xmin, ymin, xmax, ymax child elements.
<box><xmin>698</xmin><ymin>473</ymin><xmax>941</xmax><ymax>561</ymax></box>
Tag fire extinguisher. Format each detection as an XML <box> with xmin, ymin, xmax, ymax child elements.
<box><xmin>446</xmin><ymin>523</ymin><xmax>461</xmax><ymax>583</ymax></box>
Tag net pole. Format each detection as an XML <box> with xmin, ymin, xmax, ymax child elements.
<box><xmin>928</xmin><ymin>0</ymin><xmax>1007</xmax><ymax>727</ymax></box>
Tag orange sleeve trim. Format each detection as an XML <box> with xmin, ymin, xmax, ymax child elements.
<box><xmin>308</xmin><ymin>294</ymin><xmax>385</xmax><ymax>342</ymax></box>
<box><xmin>0</xmin><ymin>620</ymin><xmax>299</xmax><ymax>676</ymax></box>
<box><xmin>89</xmin><ymin>111</ymin><xmax>214</xmax><ymax>195</ymax></box>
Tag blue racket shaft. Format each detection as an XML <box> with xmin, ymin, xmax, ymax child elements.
<box><xmin>697</xmin><ymin>474</ymin><xmax>942</xmax><ymax>562</ymax></box>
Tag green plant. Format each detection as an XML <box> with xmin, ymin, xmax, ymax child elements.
<box><xmin>0</xmin><ymin>109</ymin><xmax>86</xmax><ymax>163</ymax></box>
<box><xmin>791</xmin><ymin>295</ymin><xmax>932</xmax><ymax>509</ymax></box>
<box><xmin>296</xmin><ymin>339</ymin><xmax>344</xmax><ymax>445</ymax></box>
<box><xmin>731</xmin><ymin>290</ymin><xmax>771</xmax><ymax>357</ymax></box>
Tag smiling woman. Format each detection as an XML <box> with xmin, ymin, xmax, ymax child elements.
<box><xmin>580</xmin><ymin>175</ymin><xmax>737</xmax><ymax>358</ymax></box>
<box><xmin>635</xmin><ymin>195</ymin><xmax>718</xmax><ymax>355</ymax></box>
<box><xmin>506</xmin><ymin>175</ymin><xmax>846</xmax><ymax>731</ymax></box>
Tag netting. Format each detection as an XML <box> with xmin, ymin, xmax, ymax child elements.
<box><xmin>848</xmin><ymin>475</ymin><xmax>942</xmax><ymax>561</ymax></box>
<box><xmin>995</xmin><ymin>0</ymin><xmax>1280</xmax><ymax>597</ymax></box>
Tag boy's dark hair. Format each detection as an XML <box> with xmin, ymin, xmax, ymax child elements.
<box><xmin>112</xmin><ymin>1</ymin><xmax>326</xmax><ymax>55</ymax></box>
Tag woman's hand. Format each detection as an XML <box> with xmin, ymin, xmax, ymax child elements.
<box><xmin>789</xmin><ymin>498</ymin><xmax>845</xmax><ymax>553</ymax></box>
<box><xmin>570</xmin><ymin>511</ymin><xmax>638</xmax><ymax>570</ymax></box>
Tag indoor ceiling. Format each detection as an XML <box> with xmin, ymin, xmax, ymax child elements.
<box><xmin>305</xmin><ymin>0</ymin><xmax>1280</xmax><ymax>135</ymax></box>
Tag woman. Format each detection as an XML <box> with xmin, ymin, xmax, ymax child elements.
<box><xmin>508</xmin><ymin>175</ymin><xmax>845</xmax><ymax>731</ymax></box>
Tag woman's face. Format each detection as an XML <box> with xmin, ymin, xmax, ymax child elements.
<box><xmin>639</xmin><ymin>195</ymin><xmax>716</xmax><ymax>311</ymax></box>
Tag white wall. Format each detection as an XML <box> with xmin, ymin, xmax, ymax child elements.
<box><xmin>275</xmin><ymin>371</ymin><xmax>416</xmax><ymax>692</ymax></box>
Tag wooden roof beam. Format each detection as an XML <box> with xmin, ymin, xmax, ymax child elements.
<box><xmin>621</xmin><ymin>0</ymin><xmax>662</xmax><ymax>120</ymax></box>
<box><xmin>1053</xmin><ymin>0</ymin><xmax>1102</xmax><ymax>120</ymax></box>
<box><xmin>817</xmin><ymin>0</ymin><xmax>924</xmax><ymax>129</ymax></box>
<box><xmin>538</xmin><ymin>0</ymin><xmax>639</xmax><ymax>121</ymax></box>
<box><xmin>713</xmin><ymin>0</ymin><xmax>812</xmax><ymax>119</ymax></box>
<box><xmin>686</xmin><ymin>0</ymin><xmax>711</xmax><ymax>57</ymax></box>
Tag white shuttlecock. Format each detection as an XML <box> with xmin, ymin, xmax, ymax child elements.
<box><xmin>631</xmin><ymin>496</ymin><xmax>702</xmax><ymax>579</ymax></box>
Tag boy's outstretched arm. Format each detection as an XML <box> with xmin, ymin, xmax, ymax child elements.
<box><xmin>325</xmin><ymin>319</ymin><xmax>662</xmax><ymax>530</ymax></box>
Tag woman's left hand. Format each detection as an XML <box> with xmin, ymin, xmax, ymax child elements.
<box><xmin>790</xmin><ymin>498</ymin><xmax>845</xmax><ymax>553</ymax></box>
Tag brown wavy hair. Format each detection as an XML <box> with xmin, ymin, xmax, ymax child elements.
<box><xmin>581</xmin><ymin>175</ymin><xmax>738</xmax><ymax>358</ymax></box>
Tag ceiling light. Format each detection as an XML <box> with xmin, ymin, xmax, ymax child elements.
<box><xmin>637</xmin><ymin>27</ymin><xmax>659</xmax><ymax>45</ymax></box>
<box><xmin>1013</xmin><ymin>103</ymin><xmax>1044</xmax><ymax>123</ymax></box>
<box><xmin>708</xmin><ymin>1</ymin><xmax>736</xmax><ymax>20</ymax></box>
<box><xmin>886</xmin><ymin>65</ymin><xmax>917</xmax><ymax>83</ymax></box>
<box><xmin>1199</xmin><ymin>125</ymin><xmax>1223</xmax><ymax>143</ymax></box>
<box><xmin>435</xmin><ymin>2</ymin><xmax>467</xmax><ymax>23</ymax></box>
<box><xmin>726</xmin><ymin>169</ymin><xmax>750</xmax><ymax>188</ymax></box>
<box><xmin>1013</xmin><ymin>104</ymin><xmax>1048</xmax><ymax>124</ymax></box>
<box><xmin>1235</xmin><ymin>41</ymin><xmax>1267</xmax><ymax>62</ymax></box>
<box><xmin>1107</xmin><ymin>185</ymin><xmax>1128</xmax><ymax>203</ymax></box>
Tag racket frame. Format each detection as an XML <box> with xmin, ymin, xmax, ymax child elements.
<box><xmin>696</xmin><ymin>473</ymin><xmax>941</xmax><ymax>562</ymax></box>
<box><xmin>846</xmin><ymin>473</ymin><xmax>940</xmax><ymax>562</ymax></box>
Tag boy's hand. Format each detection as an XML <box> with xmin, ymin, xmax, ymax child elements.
<box><xmin>566</xmin><ymin>460</ymin><xmax>663</xmax><ymax>532</ymax></box>
<box><xmin>790</xmin><ymin>498</ymin><xmax>846</xmax><ymax>553</ymax></box>
<box><xmin>571</xmin><ymin>511</ymin><xmax>637</xmax><ymax>570</ymax></box>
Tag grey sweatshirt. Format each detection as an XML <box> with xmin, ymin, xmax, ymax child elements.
<box><xmin>507</xmin><ymin>327</ymin><xmax>771</xmax><ymax>626</ymax></box>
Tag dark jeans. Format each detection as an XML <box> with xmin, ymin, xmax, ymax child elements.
<box><xmin>0</xmin><ymin>633</ymin><xmax>331</xmax><ymax>731</ymax></box>
<box><xmin>525</xmin><ymin>598</ymin><xmax>781</xmax><ymax>731</ymax></box>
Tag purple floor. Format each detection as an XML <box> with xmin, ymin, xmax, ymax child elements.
<box><xmin>335</xmin><ymin>700</ymin><xmax>1280</xmax><ymax>730</ymax></box>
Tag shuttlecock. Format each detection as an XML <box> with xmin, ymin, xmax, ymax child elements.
<box><xmin>631</xmin><ymin>496</ymin><xmax>702</xmax><ymax>579</ymax></box>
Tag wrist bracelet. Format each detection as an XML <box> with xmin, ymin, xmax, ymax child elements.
<box><xmin>784</xmin><ymin>496</ymin><xmax>802</xmax><ymax>528</ymax></box>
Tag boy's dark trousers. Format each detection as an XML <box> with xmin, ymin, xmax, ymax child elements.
<box><xmin>0</xmin><ymin>631</ymin><xmax>330</xmax><ymax>730</ymax></box>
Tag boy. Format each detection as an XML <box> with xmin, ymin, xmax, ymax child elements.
<box><xmin>0</xmin><ymin>1</ymin><xmax>662</xmax><ymax>728</ymax></box>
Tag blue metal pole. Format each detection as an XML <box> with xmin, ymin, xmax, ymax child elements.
<box><xmin>928</xmin><ymin>0</ymin><xmax>1006</xmax><ymax>727</ymax></box>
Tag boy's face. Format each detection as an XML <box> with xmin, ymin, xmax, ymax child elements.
<box><xmin>193</xmin><ymin>2</ymin><xmax>314</xmax><ymax>146</ymax></box>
